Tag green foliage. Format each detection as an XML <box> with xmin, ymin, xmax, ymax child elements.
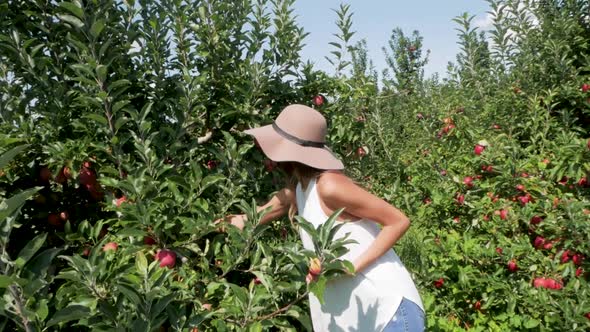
<box><xmin>382</xmin><ymin>28</ymin><xmax>430</xmax><ymax>94</ymax></box>
<box><xmin>1</xmin><ymin>0</ymin><xmax>590</xmax><ymax>330</ymax></box>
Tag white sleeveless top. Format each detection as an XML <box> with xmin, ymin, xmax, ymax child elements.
<box><xmin>296</xmin><ymin>178</ymin><xmax>424</xmax><ymax>332</ymax></box>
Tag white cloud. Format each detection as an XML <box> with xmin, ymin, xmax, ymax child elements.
<box><xmin>474</xmin><ymin>13</ymin><xmax>494</xmax><ymax>31</ymax></box>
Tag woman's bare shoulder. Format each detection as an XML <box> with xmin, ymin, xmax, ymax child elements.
<box><xmin>317</xmin><ymin>171</ymin><xmax>358</xmax><ymax>198</ymax></box>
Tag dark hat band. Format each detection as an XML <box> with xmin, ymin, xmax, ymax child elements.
<box><xmin>272</xmin><ymin>122</ymin><xmax>325</xmax><ymax>148</ymax></box>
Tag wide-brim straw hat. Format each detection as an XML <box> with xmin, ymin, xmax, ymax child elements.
<box><xmin>244</xmin><ymin>104</ymin><xmax>344</xmax><ymax>170</ymax></box>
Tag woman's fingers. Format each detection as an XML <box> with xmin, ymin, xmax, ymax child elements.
<box><xmin>213</xmin><ymin>214</ymin><xmax>245</xmax><ymax>232</ymax></box>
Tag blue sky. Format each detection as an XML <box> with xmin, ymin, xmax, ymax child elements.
<box><xmin>293</xmin><ymin>0</ymin><xmax>491</xmax><ymax>78</ymax></box>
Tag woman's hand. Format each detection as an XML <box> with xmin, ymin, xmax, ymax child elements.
<box><xmin>214</xmin><ymin>214</ymin><xmax>246</xmax><ymax>232</ymax></box>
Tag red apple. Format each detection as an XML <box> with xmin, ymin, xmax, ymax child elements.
<box><xmin>515</xmin><ymin>184</ymin><xmax>525</xmax><ymax>191</ymax></box>
<box><xmin>434</xmin><ymin>278</ymin><xmax>444</xmax><ymax>288</ymax></box>
<box><xmin>79</xmin><ymin>167</ymin><xmax>97</xmax><ymax>186</ymax></box>
<box><xmin>582</xmin><ymin>83</ymin><xmax>590</xmax><ymax>93</ymax></box>
<box><xmin>155</xmin><ymin>249</ymin><xmax>176</xmax><ymax>268</ymax></box>
<box><xmin>253</xmin><ymin>277</ymin><xmax>262</xmax><ymax>285</ymax></box>
<box><xmin>305</xmin><ymin>272</ymin><xmax>315</xmax><ymax>284</ymax></box>
<box><xmin>48</xmin><ymin>214</ymin><xmax>62</xmax><ymax>227</ymax></box>
<box><xmin>440</xmin><ymin>169</ymin><xmax>447</xmax><ymax>176</ymax></box>
<box><xmin>533</xmin><ymin>277</ymin><xmax>547</xmax><ymax>288</ymax></box>
<box><xmin>578</xmin><ymin>177</ymin><xmax>588</xmax><ymax>187</ymax></box>
<box><xmin>533</xmin><ymin>236</ymin><xmax>545</xmax><ymax>249</ymax></box>
<box><xmin>518</xmin><ymin>194</ymin><xmax>531</xmax><ymax>205</ymax></box>
<box><xmin>356</xmin><ymin>147</ymin><xmax>367</xmax><ymax>158</ymax></box>
<box><xmin>115</xmin><ymin>196</ymin><xmax>127</xmax><ymax>207</ymax></box>
<box><xmin>442</xmin><ymin>123</ymin><xmax>456</xmax><ymax>134</ymax></box>
<box><xmin>312</xmin><ymin>95</ymin><xmax>325</xmax><ymax>106</ymax></box>
<box><xmin>530</xmin><ymin>216</ymin><xmax>543</xmax><ymax>225</ymax></box>
<box><xmin>507</xmin><ymin>260</ymin><xmax>518</xmax><ymax>272</ymax></box>
<box><xmin>499</xmin><ymin>209</ymin><xmax>508</xmax><ymax>220</ymax></box>
<box><xmin>103</xmin><ymin>242</ymin><xmax>118</xmax><ymax>252</ymax></box>
<box><xmin>455</xmin><ymin>194</ymin><xmax>465</xmax><ymax>205</ymax></box>
<box><xmin>543</xmin><ymin>241</ymin><xmax>553</xmax><ymax>250</ymax></box>
<box><xmin>82</xmin><ymin>247</ymin><xmax>91</xmax><ymax>257</ymax></box>
<box><xmin>39</xmin><ymin>167</ymin><xmax>52</xmax><ymax>182</ymax></box>
<box><xmin>576</xmin><ymin>267</ymin><xmax>584</xmax><ymax>277</ymax></box>
<box><xmin>572</xmin><ymin>254</ymin><xmax>584</xmax><ymax>266</ymax></box>
<box><xmin>86</xmin><ymin>183</ymin><xmax>104</xmax><ymax>200</ymax></box>
<box><xmin>55</xmin><ymin>166</ymin><xmax>72</xmax><ymax>184</ymax></box>
<box><xmin>496</xmin><ymin>247</ymin><xmax>503</xmax><ymax>255</ymax></box>
<box><xmin>544</xmin><ymin>278</ymin><xmax>562</xmax><ymax>290</ymax></box>
<box><xmin>492</xmin><ymin>124</ymin><xmax>501</xmax><ymax>130</ymax></box>
<box><xmin>206</xmin><ymin>160</ymin><xmax>217</xmax><ymax>170</ymax></box>
<box><xmin>463</xmin><ymin>176</ymin><xmax>474</xmax><ymax>188</ymax></box>
<box><xmin>59</xmin><ymin>211</ymin><xmax>69</xmax><ymax>221</ymax></box>
<box><xmin>474</xmin><ymin>301</ymin><xmax>482</xmax><ymax>311</ymax></box>
<box><xmin>143</xmin><ymin>236</ymin><xmax>156</xmax><ymax>245</ymax></box>
<box><xmin>309</xmin><ymin>257</ymin><xmax>322</xmax><ymax>276</ymax></box>
<box><xmin>561</xmin><ymin>250</ymin><xmax>571</xmax><ymax>263</ymax></box>
<box><xmin>453</xmin><ymin>217</ymin><xmax>460</xmax><ymax>223</ymax></box>
<box><xmin>474</xmin><ymin>144</ymin><xmax>485</xmax><ymax>156</ymax></box>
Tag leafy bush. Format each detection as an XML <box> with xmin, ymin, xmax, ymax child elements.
<box><xmin>1</xmin><ymin>0</ymin><xmax>590</xmax><ymax>331</ymax></box>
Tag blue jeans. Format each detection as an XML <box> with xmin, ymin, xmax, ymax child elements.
<box><xmin>382</xmin><ymin>298</ymin><xmax>425</xmax><ymax>332</ymax></box>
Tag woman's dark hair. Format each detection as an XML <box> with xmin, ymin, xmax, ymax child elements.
<box><xmin>277</xmin><ymin>162</ymin><xmax>323</xmax><ymax>221</ymax></box>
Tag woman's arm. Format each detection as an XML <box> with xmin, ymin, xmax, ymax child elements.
<box><xmin>317</xmin><ymin>173</ymin><xmax>410</xmax><ymax>273</ymax></box>
<box><xmin>221</xmin><ymin>186</ymin><xmax>296</xmax><ymax>230</ymax></box>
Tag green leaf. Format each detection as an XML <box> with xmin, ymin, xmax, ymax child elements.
<box><xmin>0</xmin><ymin>188</ymin><xmax>40</xmax><ymax>223</ymax></box>
<box><xmin>0</xmin><ymin>144</ymin><xmax>28</xmax><ymax>170</ymax></box>
<box><xmin>96</xmin><ymin>64</ymin><xmax>108</xmax><ymax>83</ymax></box>
<box><xmin>286</xmin><ymin>307</ymin><xmax>313</xmax><ymax>332</ymax></box>
<box><xmin>59</xmin><ymin>2</ymin><xmax>84</xmax><ymax>19</ymax></box>
<box><xmin>200</xmin><ymin>174</ymin><xmax>225</xmax><ymax>192</ymax></box>
<box><xmin>247</xmin><ymin>321</ymin><xmax>262</xmax><ymax>332</ymax></box>
<box><xmin>15</xmin><ymin>233</ymin><xmax>47</xmax><ymax>268</ymax></box>
<box><xmin>228</xmin><ymin>283</ymin><xmax>248</xmax><ymax>306</ymax></box>
<box><xmin>116</xmin><ymin>228</ymin><xmax>145</xmax><ymax>237</ymax></box>
<box><xmin>37</xmin><ymin>299</ymin><xmax>49</xmax><ymax>321</ymax></box>
<box><xmin>22</xmin><ymin>248</ymin><xmax>62</xmax><ymax>279</ymax></box>
<box><xmin>84</xmin><ymin>113</ymin><xmax>107</xmax><ymax>126</ymax></box>
<box><xmin>112</xmin><ymin>100</ymin><xmax>130</xmax><ymax>113</ymax></box>
<box><xmin>0</xmin><ymin>275</ymin><xmax>13</xmax><ymax>288</ymax></box>
<box><xmin>309</xmin><ymin>276</ymin><xmax>327</xmax><ymax>305</ymax></box>
<box><xmin>90</xmin><ymin>19</ymin><xmax>105</xmax><ymax>38</ymax></box>
<box><xmin>46</xmin><ymin>305</ymin><xmax>91</xmax><ymax>327</ymax></box>
<box><xmin>150</xmin><ymin>293</ymin><xmax>175</xmax><ymax>321</ymax></box>
<box><xmin>523</xmin><ymin>318</ymin><xmax>540</xmax><ymax>328</ymax></box>
<box><xmin>135</xmin><ymin>251</ymin><xmax>147</xmax><ymax>276</ymax></box>
<box><xmin>118</xmin><ymin>283</ymin><xmax>141</xmax><ymax>305</ymax></box>
<box><xmin>57</xmin><ymin>14</ymin><xmax>84</xmax><ymax>28</ymax></box>
<box><xmin>294</xmin><ymin>217</ymin><xmax>317</xmax><ymax>239</ymax></box>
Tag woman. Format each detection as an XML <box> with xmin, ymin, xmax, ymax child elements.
<box><xmin>221</xmin><ymin>104</ymin><xmax>424</xmax><ymax>331</ymax></box>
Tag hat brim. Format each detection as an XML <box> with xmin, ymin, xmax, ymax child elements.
<box><xmin>244</xmin><ymin>125</ymin><xmax>344</xmax><ymax>170</ymax></box>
